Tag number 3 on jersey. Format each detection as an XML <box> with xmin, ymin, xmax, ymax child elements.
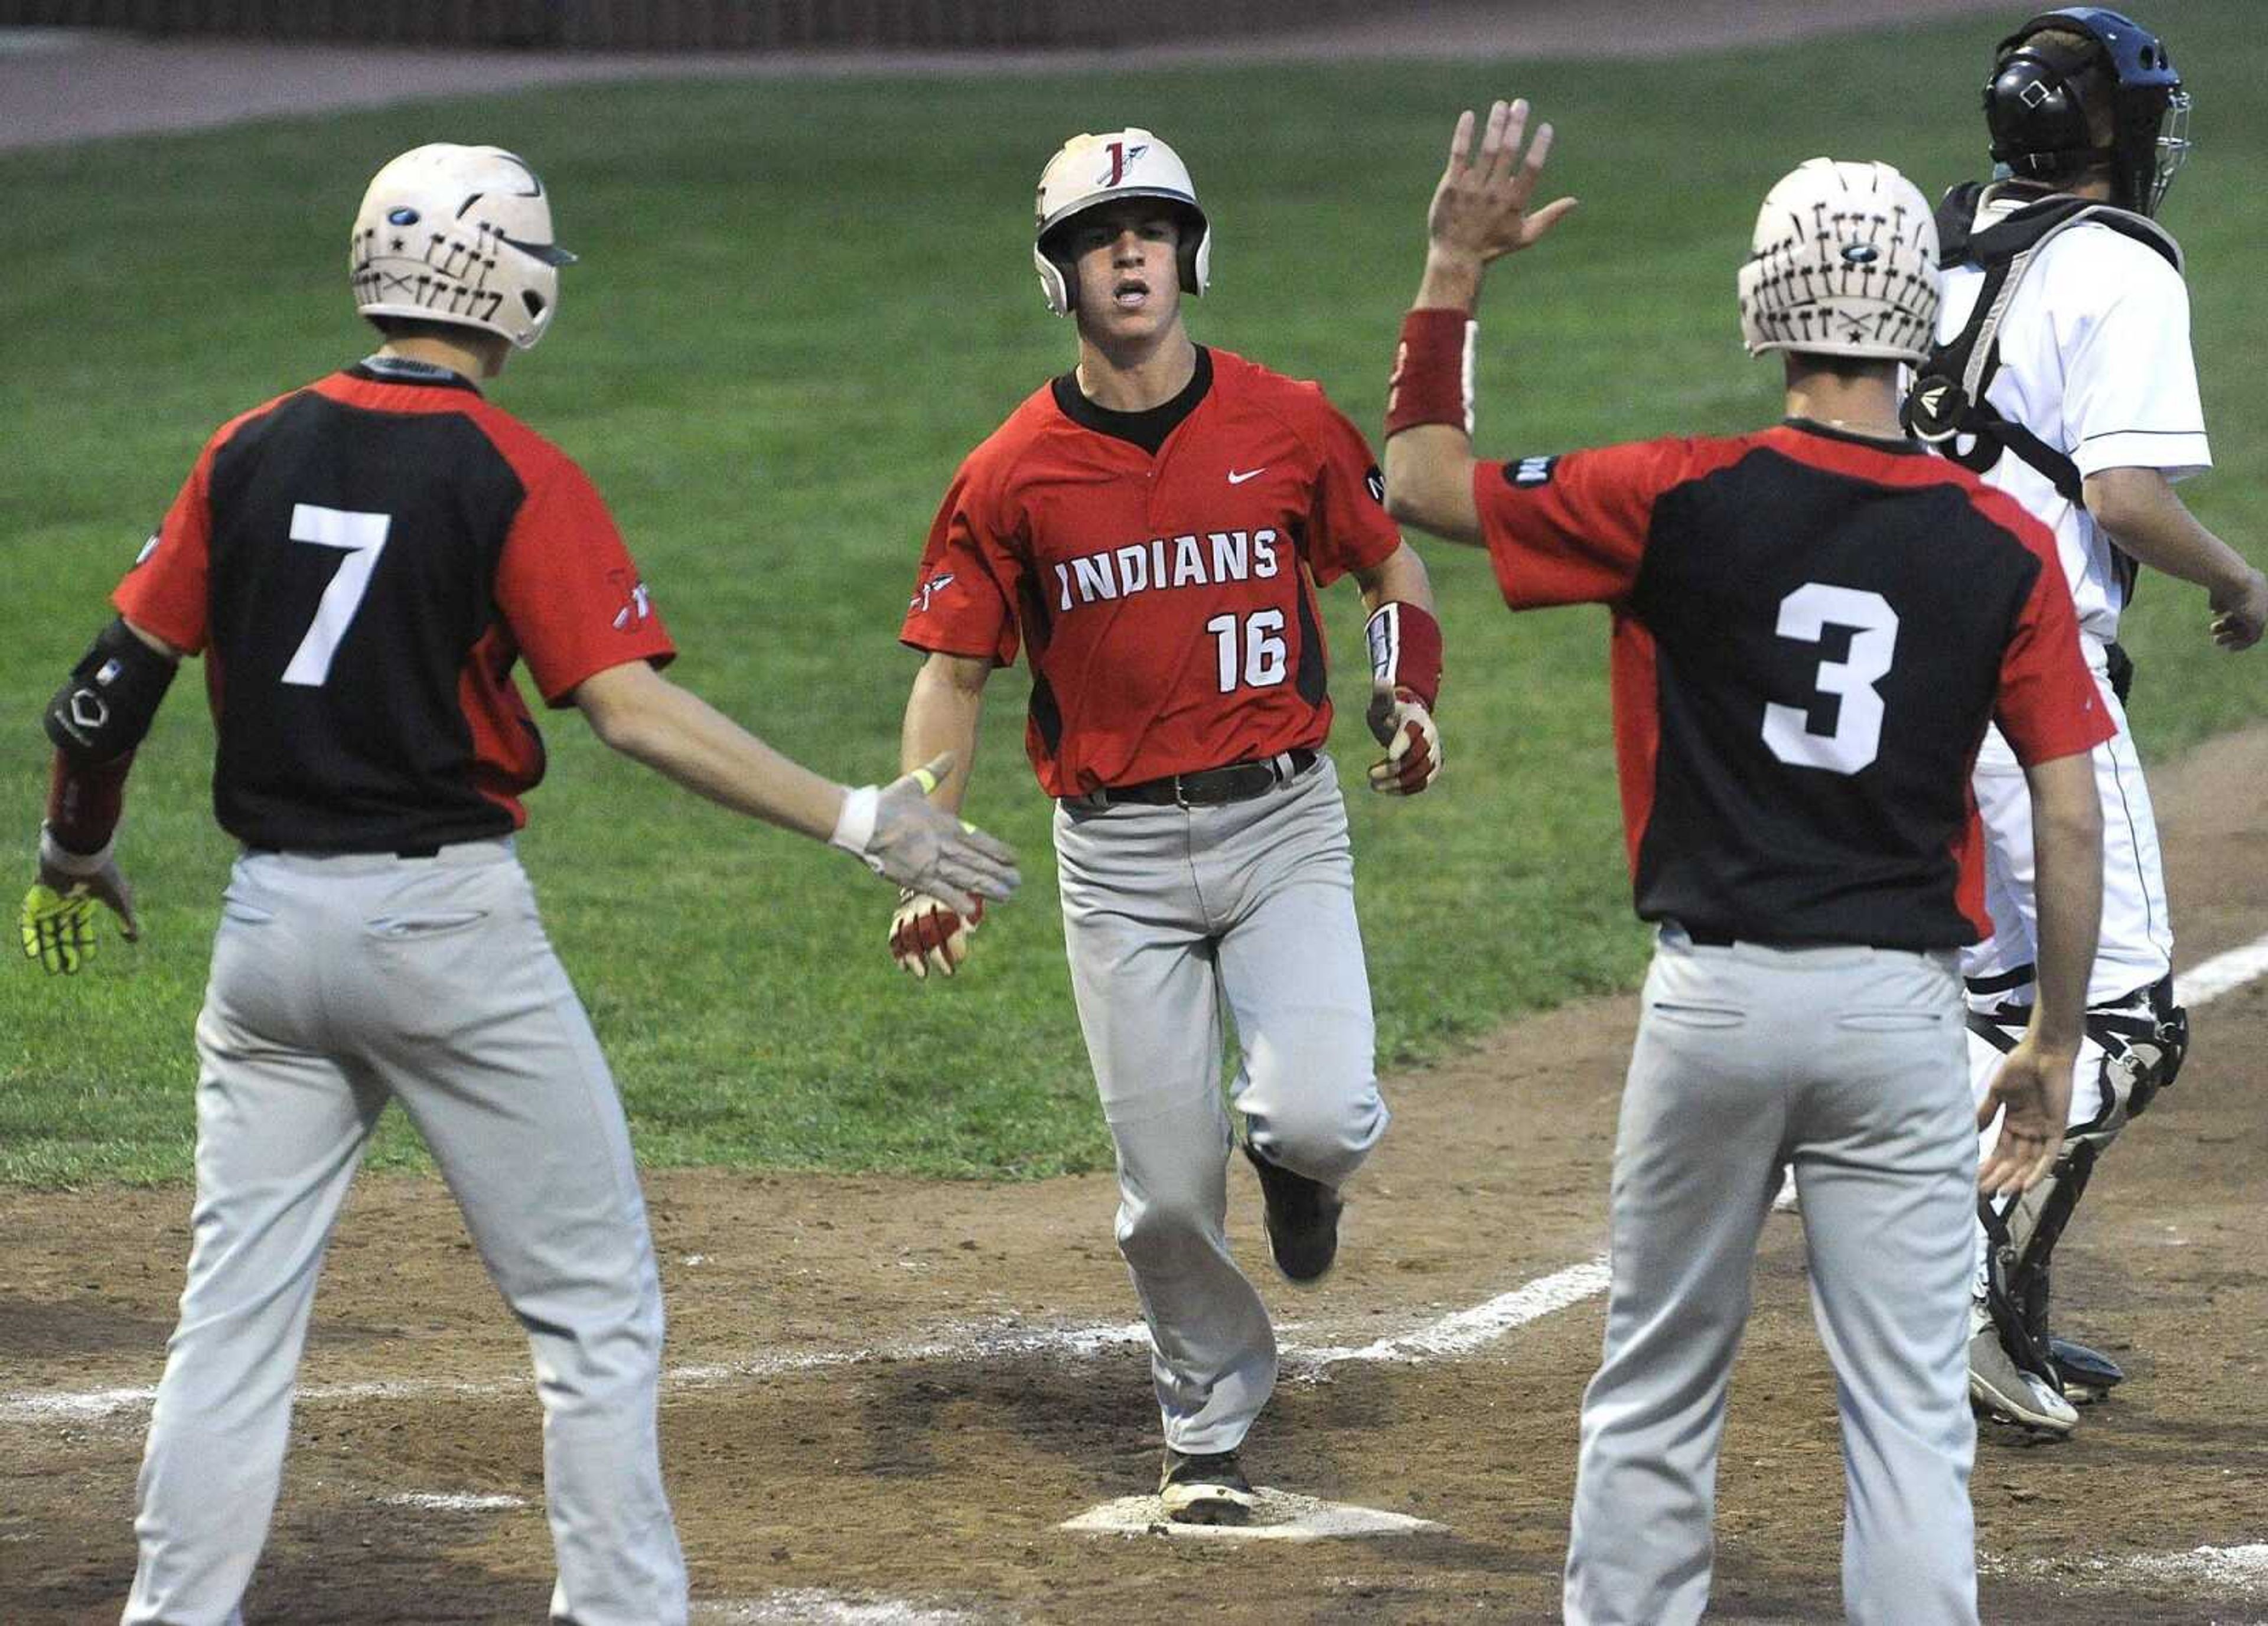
<box><xmin>282</xmin><ymin>503</ymin><xmax>392</xmax><ymax>687</ymax></box>
<box><xmin>1761</xmin><ymin>582</ymin><xmax>1899</xmax><ymax>775</ymax></box>
<box><xmin>1205</xmin><ymin>609</ymin><xmax>1288</xmax><ymax>693</ymax></box>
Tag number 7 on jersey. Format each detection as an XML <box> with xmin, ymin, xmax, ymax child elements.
<box><xmin>281</xmin><ymin>503</ymin><xmax>392</xmax><ymax>687</ymax></box>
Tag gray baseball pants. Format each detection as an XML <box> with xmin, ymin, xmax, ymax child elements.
<box><xmin>1564</xmin><ymin>928</ymin><xmax>1979</xmax><ymax>1626</ymax></box>
<box><xmin>1054</xmin><ymin>755</ymin><xmax>1387</xmax><ymax>1454</ymax></box>
<box><xmin>123</xmin><ymin>842</ymin><xmax>686</xmax><ymax>1626</ymax></box>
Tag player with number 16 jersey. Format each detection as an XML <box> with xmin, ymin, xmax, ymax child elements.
<box><xmin>892</xmin><ymin>128</ymin><xmax>1443</xmax><ymax>1523</ymax></box>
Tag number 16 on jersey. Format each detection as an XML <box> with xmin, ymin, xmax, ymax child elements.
<box><xmin>1205</xmin><ymin>609</ymin><xmax>1288</xmax><ymax>693</ymax></box>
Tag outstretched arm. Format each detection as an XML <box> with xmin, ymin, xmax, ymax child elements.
<box><xmin>22</xmin><ymin>616</ymin><xmax>178</xmax><ymax>973</ymax></box>
<box><xmin>2084</xmin><ymin>466</ymin><xmax>2266</xmax><ymax>651</ymax></box>
<box><xmin>572</xmin><ymin>657</ymin><xmax>1017</xmax><ymax>917</ymax></box>
<box><xmin>1383</xmin><ymin>97</ymin><xmax>1578</xmax><ymax>547</ymax></box>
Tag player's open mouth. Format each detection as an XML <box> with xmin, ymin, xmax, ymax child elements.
<box><xmin>1113</xmin><ymin>279</ymin><xmax>1150</xmax><ymax>309</ymax></box>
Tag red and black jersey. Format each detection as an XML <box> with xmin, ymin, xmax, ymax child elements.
<box><xmin>899</xmin><ymin>347</ymin><xmax>1401</xmax><ymax>798</ymax></box>
<box><xmin>1478</xmin><ymin>420</ymin><xmax>2112</xmax><ymax>951</ymax></box>
<box><xmin>113</xmin><ymin>360</ymin><xmax>674</xmax><ymax>852</ymax></box>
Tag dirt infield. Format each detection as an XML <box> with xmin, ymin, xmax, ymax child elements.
<box><xmin>7</xmin><ymin>725</ymin><xmax>2266</xmax><ymax>1622</ymax></box>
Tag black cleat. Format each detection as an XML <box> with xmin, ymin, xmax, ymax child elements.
<box><xmin>1243</xmin><ymin>1140</ymin><xmax>1343</xmax><ymax>1285</ymax></box>
<box><xmin>1159</xmin><ymin>1447</ymin><xmax>1257</xmax><ymax>1525</ymax></box>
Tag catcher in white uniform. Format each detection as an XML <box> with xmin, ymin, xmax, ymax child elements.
<box><xmin>1905</xmin><ymin>5</ymin><xmax>2267</xmax><ymax>1435</ymax></box>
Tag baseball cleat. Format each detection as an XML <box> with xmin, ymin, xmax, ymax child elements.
<box><xmin>1243</xmin><ymin>1140</ymin><xmax>1343</xmax><ymax>1285</ymax></box>
<box><xmin>1967</xmin><ymin>1328</ymin><xmax>2077</xmax><ymax>1436</ymax></box>
<box><xmin>2048</xmin><ymin>1336</ymin><xmax>2126</xmax><ymax>1404</ymax></box>
<box><xmin>1159</xmin><ymin>1447</ymin><xmax>1257</xmax><ymax>1526</ymax></box>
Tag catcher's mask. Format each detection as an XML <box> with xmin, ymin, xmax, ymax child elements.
<box><xmin>1737</xmin><ymin>157</ymin><xmax>1941</xmax><ymax>365</ymax></box>
<box><xmin>351</xmin><ymin>144</ymin><xmax>576</xmax><ymax>351</ymax></box>
<box><xmin>1032</xmin><ymin>128</ymin><xmax>1210</xmax><ymax>317</ymax></box>
<box><xmin>1984</xmin><ymin>7</ymin><xmax>2189</xmax><ymax>217</ymax></box>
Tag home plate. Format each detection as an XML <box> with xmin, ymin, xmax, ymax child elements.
<box><xmin>1060</xmin><ymin>1490</ymin><xmax>1446</xmax><ymax>1542</ymax></box>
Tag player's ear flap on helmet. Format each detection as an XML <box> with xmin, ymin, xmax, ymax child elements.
<box><xmin>351</xmin><ymin>144</ymin><xmax>575</xmax><ymax>351</ymax></box>
<box><xmin>1984</xmin><ymin>9</ymin><xmax>2189</xmax><ymax>216</ymax></box>
<box><xmin>1736</xmin><ymin>157</ymin><xmax>1941</xmax><ymax>366</ymax></box>
<box><xmin>1031</xmin><ymin>128</ymin><xmax>1211</xmax><ymax>316</ymax></box>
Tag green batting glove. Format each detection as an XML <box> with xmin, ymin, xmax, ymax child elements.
<box><xmin>20</xmin><ymin>883</ymin><xmax>98</xmax><ymax>976</ymax></box>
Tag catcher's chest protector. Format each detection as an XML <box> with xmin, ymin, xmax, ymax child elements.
<box><xmin>1904</xmin><ymin>182</ymin><xmax>2181</xmax><ymax>510</ymax></box>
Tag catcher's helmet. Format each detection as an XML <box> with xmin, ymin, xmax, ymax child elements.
<box><xmin>1984</xmin><ymin>8</ymin><xmax>2189</xmax><ymax>216</ymax></box>
<box><xmin>1032</xmin><ymin>129</ymin><xmax>1210</xmax><ymax>317</ymax></box>
<box><xmin>351</xmin><ymin>144</ymin><xmax>575</xmax><ymax>350</ymax></box>
<box><xmin>1738</xmin><ymin>158</ymin><xmax>1941</xmax><ymax>364</ymax></box>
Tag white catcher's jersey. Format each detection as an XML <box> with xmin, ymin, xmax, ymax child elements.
<box><xmin>1938</xmin><ymin>195</ymin><xmax>2212</xmax><ymax>651</ymax></box>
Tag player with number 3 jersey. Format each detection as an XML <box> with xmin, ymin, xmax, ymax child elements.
<box><xmin>1384</xmin><ymin>104</ymin><xmax>2110</xmax><ymax>1622</ymax></box>
<box><xmin>892</xmin><ymin>128</ymin><xmax>1442</xmax><ymax>1524</ymax></box>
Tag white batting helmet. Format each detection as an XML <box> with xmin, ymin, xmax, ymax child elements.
<box><xmin>1032</xmin><ymin>129</ymin><xmax>1211</xmax><ymax>317</ymax></box>
<box><xmin>1737</xmin><ymin>158</ymin><xmax>1940</xmax><ymax>364</ymax></box>
<box><xmin>350</xmin><ymin>144</ymin><xmax>575</xmax><ymax>351</ymax></box>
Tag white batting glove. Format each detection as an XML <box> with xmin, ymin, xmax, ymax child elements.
<box><xmin>830</xmin><ymin>752</ymin><xmax>1021</xmax><ymax>916</ymax></box>
<box><xmin>1365</xmin><ymin>685</ymin><xmax>1442</xmax><ymax>796</ymax></box>
<box><xmin>889</xmin><ymin>889</ymin><xmax>983</xmax><ymax>980</ymax></box>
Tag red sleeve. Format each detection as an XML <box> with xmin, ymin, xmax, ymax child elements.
<box><xmin>1475</xmin><ymin>438</ymin><xmax>1691</xmax><ymax>610</ymax></box>
<box><xmin>1990</xmin><ymin>506</ymin><xmax>2117</xmax><ymax>765</ymax></box>
<box><xmin>1298</xmin><ymin>390</ymin><xmax>1401</xmax><ymax>586</ymax></box>
<box><xmin>494</xmin><ymin>456</ymin><xmax>677</xmax><ymax>707</ymax></box>
<box><xmin>112</xmin><ymin>443</ymin><xmax>220</xmax><ymax>654</ymax></box>
<box><xmin>898</xmin><ymin>460</ymin><xmax>1022</xmax><ymax>667</ymax></box>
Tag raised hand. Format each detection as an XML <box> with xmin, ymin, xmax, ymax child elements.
<box><xmin>1427</xmin><ymin>98</ymin><xmax>1578</xmax><ymax>269</ymax></box>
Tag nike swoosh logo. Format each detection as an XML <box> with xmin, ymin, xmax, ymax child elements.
<box><xmin>1227</xmin><ymin>467</ymin><xmax>1267</xmax><ymax>484</ymax></box>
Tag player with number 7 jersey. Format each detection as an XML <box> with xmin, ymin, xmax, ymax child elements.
<box><xmin>25</xmin><ymin>144</ymin><xmax>1019</xmax><ymax>1626</ymax></box>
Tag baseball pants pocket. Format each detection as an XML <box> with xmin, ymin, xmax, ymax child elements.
<box><xmin>1644</xmin><ymin>1002</ymin><xmax>1744</xmax><ymax>1029</ymax></box>
<box><xmin>1836</xmin><ymin>1010</ymin><xmax>1950</xmax><ymax>1032</ymax></box>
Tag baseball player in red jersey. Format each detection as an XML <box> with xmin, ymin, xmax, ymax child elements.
<box><xmin>1384</xmin><ymin>105</ymin><xmax>2110</xmax><ymax>1623</ymax></box>
<box><xmin>21</xmin><ymin>144</ymin><xmax>1018</xmax><ymax>1626</ymax></box>
<box><xmin>891</xmin><ymin>128</ymin><xmax>1442</xmax><ymax>1523</ymax></box>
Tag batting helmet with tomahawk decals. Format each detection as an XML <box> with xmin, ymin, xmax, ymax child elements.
<box><xmin>1032</xmin><ymin>128</ymin><xmax>1211</xmax><ymax>317</ymax></box>
<box><xmin>1737</xmin><ymin>157</ymin><xmax>1941</xmax><ymax>364</ymax></box>
<box><xmin>351</xmin><ymin>144</ymin><xmax>576</xmax><ymax>351</ymax></box>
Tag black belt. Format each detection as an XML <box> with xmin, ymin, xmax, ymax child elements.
<box><xmin>247</xmin><ymin>843</ymin><xmax>443</xmax><ymax>859</ymax></box>
<box><xmin>1064</xmin><ymin>748</ymin><xmax>1317</xmax><ymax>810</ymax></box>
<box><xmin>1676</xmin><ymin>923</ymin><xmax>1819</xmax><ymax>951</ymax></box>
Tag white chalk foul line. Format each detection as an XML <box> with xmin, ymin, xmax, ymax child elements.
<box><xmin>693</xmin><ymin>1590</ymin><xmax>988</xmax><ymax>1623</ymax></box>
<box><xmin>2175</xmin><ymin>933</ymin><xmax>2268</xmax><ymax>1008</ymax></box>
<box><xmin>0</xmin><ymin>1275</ymin><xmax>1591</xmax><ymax>1428</ymax></box>
<box><xmin>1291</xmin><ymin>1255</ymin><xmax>1612</xmax><ymax>1373</ymax></box>
<box><xmin>9</xmin><ymin>930</ymin><xmax>2263</xmax><ymax>1432</ymax></box>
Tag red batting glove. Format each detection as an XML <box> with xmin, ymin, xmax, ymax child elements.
<box><xmin>888</xmin><ymin>889</ymin><xmax>983</xmax><ymax>980</ymax></box>
<box><xmin>1366</xmin><ymin>685</ymin><xmax>1442</xmax><ymax>796</ymax></box>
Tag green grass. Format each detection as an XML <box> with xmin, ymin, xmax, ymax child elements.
<box><xmin>5</xmin><ymin>7</ymin><xmax>2264</xmax><ymax>1182</ymax></box>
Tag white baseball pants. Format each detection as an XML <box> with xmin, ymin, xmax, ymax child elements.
<box><xmin>1565</xmin><ymin>928</ymin><xmax>1979</xmax><ymax>1626</ymax></box>
<box><xmin>1963</xmin><ymin>664</ymin><xmax>2171</xmax><ymax>1012</ymax></box>
<box><xmin>123</xmin><ymin>842</ymin><xmax>686</xmax><ymax>1626</ymax></box>
<box><xmin>1054</xmin><ymin>756</ymin><xmax>1388</xmax><ymax>1454</ymax></box>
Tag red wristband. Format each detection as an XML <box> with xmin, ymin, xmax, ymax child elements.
<box><xmin>1386</xmin><ymin>309</ymin><xmax>1476</xmax><ymax>439</ymax></box>
<box><xmin>46</xmin><ymin>748</ymin><xmax>132</xmax><ymax>856</ymax></box>
<box><xmin>1364</xmin><ymin>601</ymin><xmax>1443</xmax><ymax>710</ymax></box>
